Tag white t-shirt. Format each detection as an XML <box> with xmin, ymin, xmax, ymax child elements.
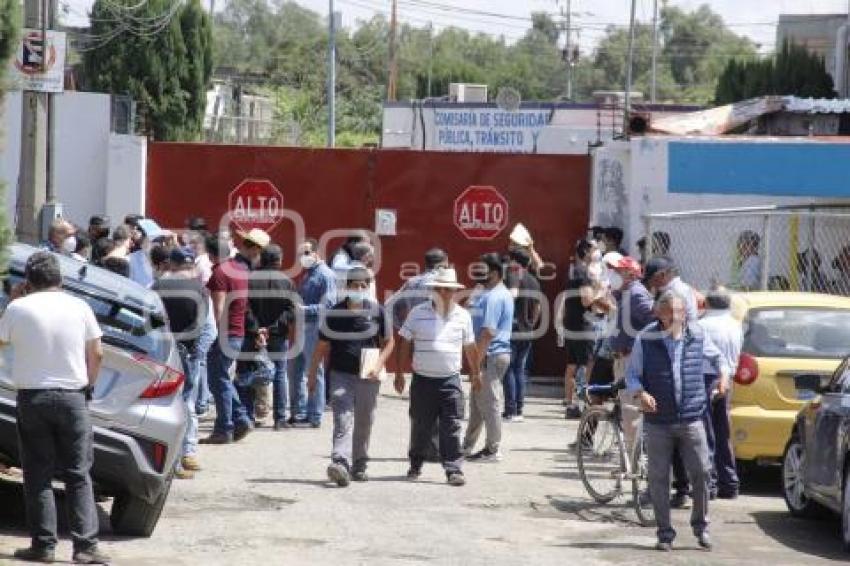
<box><xmin>399</xmin><ymin>302</ymin><xmax>475</xmax><ymax>378</ymax></box>
<box><xmin>0</xmin><ymin>291</ymin><xmax>103</xmax><ymax>390</ymax></box>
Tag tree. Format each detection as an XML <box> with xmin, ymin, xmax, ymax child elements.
<box><xmin>84</xmin><ymin>0</ymin><xmax>213</xmax><ymax>141</ymax></box>
<box><xmin>714</xmin><ymin>40</ymin><xmax>835</xmax><ymax>104</ymax></box>
<box><xmin>0</xmin><ymin>0</ymin><xmax>16</xmax><ymax>259</ymax></box>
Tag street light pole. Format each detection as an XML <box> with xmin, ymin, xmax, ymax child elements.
<box><xmin>650</xmin><ymin>0</ymin><xmax>659</xmax><ymax>103</ymax></box>
<box><xmin>623</xmin><ymin>0</ymin><xmax>638</xmax><ymax>138</ymax></box>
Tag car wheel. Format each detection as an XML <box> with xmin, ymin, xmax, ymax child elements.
<box><xmin>110</xmin><ymin>478</ymin><xmax>172</xmax><ymax>537</ymax></box>
<box><xmin>782</xmin><ymin>435</ymin><xmax>821</xmax><ymax>518</ymax></box>
<box><xmin>843</xmin><ymin>465</ymin><xmax>850</xmax><ymax>552</ymax></box>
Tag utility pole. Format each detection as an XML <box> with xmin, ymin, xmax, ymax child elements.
<box><xmin>17</xmin><ymin>0</ymin><xmax>55</xmax><ymax>244</ymax></box>
<box><xmin>387</xmin><ymin>0</ymin><xmax>398</xmax><ymax>102</ymax></box>
<box><xmin>327</xmin><ymin>0</ymin><xmax>336</xmax><ymax>147</ymax></box>
<box><xmin>426</xmin><ymin>21</ymin><xmax>433</xmax><ymax>98</ymax></box>
<box><xmin>623</xmin><ymin>0</ymin><xmax>638</xmax><ymax>138</ymax></box>
<box><xmin>650</xmin><ymin>0</ymin><xmax>659</xmax><ymax>103</ymax></box>
<box><xmin>564</xmin><ymin>0</ymin><xmax>572</xmax><ymax>100</ymax></box>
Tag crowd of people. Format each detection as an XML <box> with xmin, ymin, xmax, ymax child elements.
<box><xmin>3</xmin><ymin>212</ymin><xmax>755</xmax><ymax>560</ymax></box>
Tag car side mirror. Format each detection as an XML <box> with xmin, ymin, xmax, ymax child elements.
<box><xmin>794</xmin><ymin>373</ymin><xmax>825</xmax><ymax>395</ymax></box>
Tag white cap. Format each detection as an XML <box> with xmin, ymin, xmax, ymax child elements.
<box><xmin>509</xmin><ymin>223</ymin><xmax>533</xmax><ymax>247</ymax></box>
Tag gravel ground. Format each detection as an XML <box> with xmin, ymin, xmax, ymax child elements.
<box><xmin>0</xmin><ymin>382</ymin><xmax>846</xmax><ymax>565</ymax></box>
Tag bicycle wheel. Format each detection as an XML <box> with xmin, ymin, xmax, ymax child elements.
<box><xmin>632</xmin><ymin>436</ymin><xmax>656</xmax><ymax>527</ymax></box>
<box><xmin>576</xmin><ymin>406</ymin><xmax>626</xmax><ymax>504</ymax></box>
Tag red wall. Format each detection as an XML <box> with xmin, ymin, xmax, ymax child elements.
<box><xmin>147</xmin><ymin>144</ymin><xmax>590</xmax><ymax>375</ymax></box>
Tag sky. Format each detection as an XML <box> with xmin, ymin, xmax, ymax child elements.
<box><xmin>62</xmin><ymin>0</ymin><xmax>850</xmax><ymax>53</ymax></box>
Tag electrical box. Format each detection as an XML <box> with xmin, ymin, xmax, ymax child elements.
<box><xmin>449</xmin><ymin>83</ymin><xmax>488</xmax><ymax>103</ymax></box>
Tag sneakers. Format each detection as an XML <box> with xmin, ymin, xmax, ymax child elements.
<box><xmin>670</xmin><ymin>491</ymin><xmax>689</xmax><ymax>509</ymax></box>
<box><xmin>174</xmin><ymin>468</ymin><xmax>195</xmax><ymax>480</ymax></box>
<box><xmin>697</xmin><ymin>533</ymin><xmax>713</xmax><ymax>551</ymax></box>
<box><xmin>72</xmin><ymin>546</ymin><xmax>110</xmax><ymax>564</ymax></box>
<box><xmin>327</xmin><ymin>463</ymin><xmax>350</xmax><ymax>487</ymax></box>
<box><xmin>13</xmin><ymin>546</ymin><xmax>55</xmax><ymax>563</ymax></box>
<box><xmin>233</xmin><ymin>422</ymin><xmax>253</xmax><ymax>442</ymax></box>
<box><xmin>564</xmin><ymin>405</ymin><xmax>583</xmax><ymax>419</ymax></box>
<box><xmin>447</xmin><ymin>472</ymin><xmax>466</xmax><ymax>487</ymax></box>
<box><xmin>655</xmin><ymin>541</ymin><xmax>672</xmax><ymax>552</ymax></box>
<box><xmin>511</xmin><ymin>415</ymin><xmax>525</xmax><ymax>423</ymax></box>
<box><xmin>466</xmin><ymin>448</ymin><xmax>503</xmax><ymax>463</ymax></box>
<box><xmin>199</xmin><ymin>432</ymin><xmax>232</xmax><ymax>445</ymax></box>
<box><xmin>181</xmin><ymin>456</ymin><xmax>201</xmax><ymax>471</ymax></box>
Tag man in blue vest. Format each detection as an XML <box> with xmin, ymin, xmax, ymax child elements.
<box><xmin>625</xmin><ymin>290</ymin><xmax>730</xmax><ymax>552</ymax></box>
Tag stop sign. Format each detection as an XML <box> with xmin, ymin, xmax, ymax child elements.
<box><xmin>228</xmin><ymin>178</ymin><xmax>285</xmax><ymax>232</ymax></box>
<box><xmin>453</xmin><ymin>185</ymin><xmax>509</xmax><ymax>240</ymax></box>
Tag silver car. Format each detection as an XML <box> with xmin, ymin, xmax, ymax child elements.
<box><xmin>0</xmin><ymin>243</ymin><xmax>187</xmax><ymax>537</ymax></box>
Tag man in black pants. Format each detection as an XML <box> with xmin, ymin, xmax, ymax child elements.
<box><xmin>0</xmin><ymin>252</ymin><xmax>109</xmax><ymax>564</ymax></box>
<box><xmin>395</xmin><ymin>268</ymin><xmax>479</xmax><ymax>486</ymax></box>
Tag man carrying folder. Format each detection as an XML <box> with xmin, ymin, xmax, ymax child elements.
<box><xmin>308</xmin><ymin>265</ymin><xmax>394</xmax><ymax>487</ymax></box>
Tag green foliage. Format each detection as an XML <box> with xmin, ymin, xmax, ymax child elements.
<box><xmin>210</xmin><ymin>0</ymin><xmax>755</xmax><ymax>145</ymax></box>
<box><xmin>0</xmin><ymin>0</ymin><xmax>17</xmax><ymax>257</ymax></box>
<box><xmin>83</xmin><ymin>0</ymin><xmax>213</xmax><ymax>141</ymax></box>
<box><xmin>715</xmin><ymin>40</ymin><xmax>836</xmax><ymax>105</ymax></box>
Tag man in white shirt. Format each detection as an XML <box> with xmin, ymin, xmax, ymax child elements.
<box><xmin>396</xmin><ymin>268</ymin><xmax>479</xmax><ymax>487</ymax></box>
<box><xmin>0</xmin><ymin>252</ymin><xmax>108</xmax><ymax>564</ymax></box>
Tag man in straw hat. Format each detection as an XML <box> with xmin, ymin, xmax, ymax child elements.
<box><xmin>395</xmin><ymin>267</ymin><xmax>479</xmax><ymax>487</ymax></box>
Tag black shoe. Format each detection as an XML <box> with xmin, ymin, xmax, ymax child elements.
<box><xmin>466</xmin><ymin>448</ymin><xmax>503</xmax><ymax>463</ymax></box>
<box><xmin>273</xmin><ymin>420</ymin><xmax>291</xmax><ymax>431</ymax></box>
<box><xmin>655</xmin><ymin>541</ymin><xmax>672</xmax><ymax>552</ymax></box>
<box><xmin>72</xmin><ymin>546</ymin><xmax>110</xmax><ymax>564</ymax></box>
<box><xmin>310</xmin><ymin>421</ymin><xmax>321</xmax><ymax>429</ymax></box>
<box><xmin>233</xmin><ymin>422</ymin><xmax>253</xmax><ymax>442</ymax></box>
<box><xmin>199</xmin><ymin>432</ymin><xmax>233</xmax><ymax>445</ymax></box>
<box><xmin>13</xmin><ymin>547</ymin><xmax>55</xmax><ymax>563</ymax></box>
<box><xmin>709</xmin><ymin>490</ymin><xmax>718</xmax><ymax>501</ymax></box>
<box><xmin>352</xmin><ymin>470</ymin><xmax>369</xmax><ymax>482</ymax></box>
<box><xmin>565</xmin><ymin>406</ymin><xmax>582</xmax><ymax>419</ymax></box>
<box><xmin>717</xmin><ymin>489</ymin><xmax>739</xmax><ymax>500</ymax></box>
<box><xmin>697</xmin><ymin>533</ymin><xmax>713</xmax><ymax>551</ymax></box>
<box><xmin>447</xmin><ymin>472</ymin><xmax>466</xmax><ymax>487</ymax></box>
<box><xmin>670</xmin><ymin>492</ymin><xmax>689</xmax><ymax>509</ymax></box>
<box><xmin>406</xmin><ymin>467</ymin><xmax>422</xmax><ymax>481</ymax></box>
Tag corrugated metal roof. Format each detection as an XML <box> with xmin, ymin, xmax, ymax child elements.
<box><xmin>783</xmin><ymin>96</ymin><xmax>850</xmax><ymax>114</ymax></box>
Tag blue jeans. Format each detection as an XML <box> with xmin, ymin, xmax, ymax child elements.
<box><xmin>272</xmin><ymin>358</ymin><xmax>288</xmax><ymax>423</ymax></box>
<box><xmin>207</xmin><ymin>336</ymin><xmax>251</xmax><ymax>435</ymax></box>
<box><xmin>194</xmin><ymin>307</ymin><xmax>216</xmax><ymax>414</ymax></box>
<box><xmin>503</xmin><ymin>340</ymin><xmax>532</xmax><ymax>416</ymax></box>
<box><xmin>178</xmin><ymin>345</ymin><xmax>200</xmax><ymax>460</ymax></box>
<box><xmin>289</xmin><ymin>321</ymin><xmax>324</xmax><ymax>424</ymax></box>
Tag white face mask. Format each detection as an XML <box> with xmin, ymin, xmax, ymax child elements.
<box><xmin>62</xmin><ymin>236</ymin><xmax>77</xmax><ymax>254</ymax></box>
<box><xmin>300</xmin><ymin>254</ymin><xmax>317</xmax><ymax>270</ymax></box>
<box><xmin>590</xmin><ymin>249</ymin><xmax>603</xmax><ymax>263</ymax></box>
<box><xmin>609</xmin><ymin>271</ymin><xmax>624</xmax><ymax>291</ymax></box>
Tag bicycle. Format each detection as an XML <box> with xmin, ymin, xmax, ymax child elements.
<box><xmin>573</xmin><ymin>380</ymin><xmax>655</xmax><ymax>527</ymax></box>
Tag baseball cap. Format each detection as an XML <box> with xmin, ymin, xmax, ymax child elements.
<box><xmin>170</xmin><ymin>246</ymin><xmax>196</xmax><ymax>265</ymax></box>
<box><xmin>237</xmin><ymin>228</ymin><xmax>272</xmax><ymax>249</ymax></box>
<box><xmin>614</xmin><ymin>256</ymin><xmax>643</xmax><ymax>277</ymax></box>
<box><xmin>643</xmin><ymin>257</ymin><xmax>673</xmax><ymax>282</ymax></box>
<box><xmin>602</xmin><ymin>251</ymin><xmax>624</xmax><ymax>267</ymax></box>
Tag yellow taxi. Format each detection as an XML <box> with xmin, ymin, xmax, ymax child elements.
<box><xmin>730</xmin><ymin>292</ymin><xmax>850</xmax><ymax>465</ymax></box>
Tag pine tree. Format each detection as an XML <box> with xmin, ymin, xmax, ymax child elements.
<box><xmin>84</xmin><ymin>0</ymin><xmax>213</xmax><ymax>141</ymax></box>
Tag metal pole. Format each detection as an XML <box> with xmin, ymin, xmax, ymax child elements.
<box><xmin>623</xmin><ymin>0</ymin><xmax>638</xmax><ymax>138</ymax></box>
<box><xmin>327</xmin><ymin>0</ymin><xmax>336</xmax><ymax>147</ymax></box>
<box><xmin>16</xmin><ymin>0</ymin><xmax>49</xmax><ymax>243</ymax></box>
<box><xmin>565</xmin><ymin>0</ymin><xmax>572</xmax><ymax>100</ymax></box>
<box><xmin>388</xmin><ymin>0</ymin><xmax>398</xmax><ymax>101</ymax></box>
<box><xmin>761</xmin><ymin>214</ymin><xmax>771</xmax><ymax>291</ymax></box>
<box><xmin>45</xmin><ymin>0</ymin><xmax>56</xmax><ymax>205</ymax></box>
<box><xmin>426</xmin><ymin>22</ymin><xmax>433</xmax><ymax>98</ymax></box>
<box><xmin>650</xmin><ymin>0</ymin><xmax>659</xmax><ymax>103</ymax></box>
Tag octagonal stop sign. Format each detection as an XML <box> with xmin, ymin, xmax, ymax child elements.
<box><xmin>228</xmin><ymin>178</ymin><xmax>285</xmax><ymax>233</ymax></box>
<box><xmin>453</xmin><ymin>185</ymin><xmax>509</xmax><ymax>240</ymax></box>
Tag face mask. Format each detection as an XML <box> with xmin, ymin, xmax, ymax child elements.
<box><xmin>62</xmin><ymin>236</ymin><xmax>77</xmax><ymax>254</ymax></box>
<box><xmin>590</xmin><ymin>250</ymin><xmax>603</xmax><ymax>263</ymax></box>
<box><xmin>300</xmin><ymin>255</ymin><xmax>317</xmax><ymax>269</ymax></box>
<box><xmin>609</xmin><ymin>271</ymin><xmax>624</xmax><ymax>291</ymax></box>
<box><xmin>346</xmin><ymin>290</ymin><xmax>368</xmax><ymax>304</ymax></box>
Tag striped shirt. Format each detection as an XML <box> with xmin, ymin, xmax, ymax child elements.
<box><xmin>399</xmin><ymin>301</ymin><xmax>475</xmax><ymax>378</ymax></box>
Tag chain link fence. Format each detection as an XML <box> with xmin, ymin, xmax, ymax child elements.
<box><xmin>644</xmin><ymin>204</ymin><xmax>850</xmax><ymax>295</ymax></box>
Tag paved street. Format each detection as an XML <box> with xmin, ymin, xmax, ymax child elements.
<box><xmin>0</xmin><ymin>382</ymin><xmax>846</xmax><ymax>565</ymax></box>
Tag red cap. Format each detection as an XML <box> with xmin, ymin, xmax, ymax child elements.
<box><xmin>615</xmin><ymin>256</ymin><xmax>643</xmax><ymax>277</ymax></box>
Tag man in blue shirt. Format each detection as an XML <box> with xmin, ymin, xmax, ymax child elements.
<box><xmin>289</xmin><ymin>238</ymin><xmax>337</xmax><ymax>427</ymax></box>
<box><xmin>463</xmin><ymin>253</ymin><xmax>514</xmax><ymax>463</ymax></box>
<box><xmin>626</xmin><ymin>290</ymin><xmax>730</xmax><ymax>552</ymax></box>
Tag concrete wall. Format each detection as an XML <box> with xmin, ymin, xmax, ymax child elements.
<box><xmin>0</xmin><ymin>91</ymin><xmax>146</xmax><ymax>231</ymax></box>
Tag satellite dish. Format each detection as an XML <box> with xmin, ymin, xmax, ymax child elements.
<box><xmin>496</xmin><ymin>87</ymin><xmax>522</xmax><ymax>112</ymax></box>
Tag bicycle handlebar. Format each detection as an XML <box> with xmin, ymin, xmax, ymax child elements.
<box><xmin>585</xmin><ymin>380</ymin><xmax>627</xmax><ymax>397</ymax></box>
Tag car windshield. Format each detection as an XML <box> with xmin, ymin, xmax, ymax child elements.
<box><xmin>743</xmin><ymin>307</ymin><xmax>850</xmax><ymax>359</ymax></box>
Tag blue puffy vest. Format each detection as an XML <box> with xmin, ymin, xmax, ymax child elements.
<box><xmin>638</xmin><ymin>321</ymin><xmax>707</xmax><ymax>425</ymax></box>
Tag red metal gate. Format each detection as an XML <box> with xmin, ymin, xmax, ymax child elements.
<box><xmin>147</xmin><ymin>144</ymin><xmax>590</xmax><ymax>376</ymax></box>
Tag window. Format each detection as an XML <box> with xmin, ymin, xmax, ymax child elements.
<box><xmin>744</xmin><ymin>308</ymin><xmax>850</xmax><ymax>359</ymax></box>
